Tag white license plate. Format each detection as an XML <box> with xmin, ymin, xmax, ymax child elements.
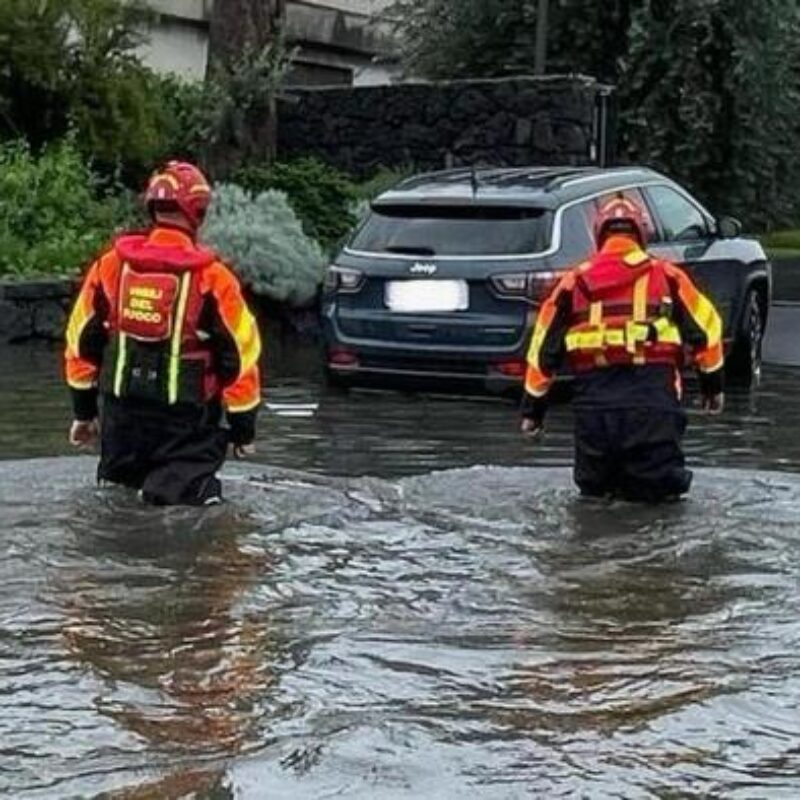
<box><xmin>385</xmin><ymin>280</ymin><xmax>469</xmax><ymax>313</ymax></box>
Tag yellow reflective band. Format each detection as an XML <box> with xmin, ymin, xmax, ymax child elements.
<box><xmin>168</xmin><ymin>272</ymin><xmax>191</xmax><ymax>405</ymax></box>
<box><xmin>232</xmin><ymin>308</ymin><xmax>260</xmax><ymax>373</ymax></box>
<box><xmin>691</xmin><ymin>295</ymin><xmax>722</xmax><ymax>344</ymax></box>
<box><xmin>633</xmin><ymin>274</ymin><xmax>648</xmax><ymax>322</ymax></box>
<box><xmin>652</xmin><ymin>317</ymin><xmax>682</xmax><ymax>344</ymax></box>
<box><xmin>113</xmin><ymin>333</ymin><xmax>127</xmax><ymax>397</ymax></box>
<box><xmin>526</xmin><ymin>317</ymin><xmax>550</xmax><ymax>371</ymax></box>
<box><xmin>623</xmin><ymin>249</ymin><xmax>649</xmax><ymax>267</ymax></box>
<box><xmin>631</xmin><ymin>274</ymin><xmax>649</xmax><ymax>362</ymax></box>
<box><xmin>625</xmin><ymin>320</ymin><xmax>649</xmax><ymax>350</ymax></box>
<box><xmin>65</xmin><ymin>298</ymin><xmax>94</xmax><ymax>357</ymax></box>
<box><xmin>567</xmin><ymin>321</ymin><xmax>682</xmax><ymax>354</ymax></box>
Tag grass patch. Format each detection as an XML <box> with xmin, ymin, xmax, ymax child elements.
<box><xmin>761</xmin><ymin>230</ymin><xmax>800</xmax><ymax>250</ymax></box>
<box><xmin>767</xmin><ymin>249</ymin><xmax>800</xmax><ymax>261</ymax></box>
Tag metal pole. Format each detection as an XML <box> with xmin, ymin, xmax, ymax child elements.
<box><xmin>534</xmin><ymin>0</ymin><xmax>549</xmax><ymax>75</ymax></box>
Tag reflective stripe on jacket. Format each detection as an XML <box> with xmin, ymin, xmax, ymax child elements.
<box><xmin>524</xmin><ymin>236</ymin><xmax>724</xmax><ymax>399</ymax></box>
<box><xmin>65</xmin><ymin>227</ymin><xmax>262</xmax><ymax>413</ymax></box>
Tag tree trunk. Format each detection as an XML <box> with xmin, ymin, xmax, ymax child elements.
<box><xmin>206</xmin><ymin>0</ymin><xmax>287</xmax><ymax>177</ymax></box>
<box><xmin>208</xmin><ymin>0</ymin><xmax>285</xmax><ymax>69</ymax></box>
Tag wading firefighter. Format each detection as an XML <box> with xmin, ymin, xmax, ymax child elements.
<box><xmin>521</xmin><ymin>195</ymin><xmax>724</xmax><ymax>502</ymax></box>
<box><xmin>65</xmin><ymin>161</ymin><xmax>262</xmax><ymax>505</ymax></box>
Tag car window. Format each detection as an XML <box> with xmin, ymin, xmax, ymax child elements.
<box><xmin>559</xmin><ymin>201</ymin><xmax>595</xmax><ymax>263</ymax></box>
<box><xmin>645</xmin><ymin>184</ymin><xmax>709</xmax><ymax>242</ymax></box>
<box><xmin>349</xmin><ymin>205</ymin><xmax>552</xmax><ymax>257</ymax></box>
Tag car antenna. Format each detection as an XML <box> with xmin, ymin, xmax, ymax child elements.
<box><xmin>470</xmin><ymin>165</ymin><xmax>479</xmax><ymax>197</ymax></box>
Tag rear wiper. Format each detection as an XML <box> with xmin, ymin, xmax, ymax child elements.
<box><xmin>384</xmin><ymin>245</ymin><xmax>436</xmax><ymax>256</ymax></box>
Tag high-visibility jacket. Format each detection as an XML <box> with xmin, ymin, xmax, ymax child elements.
<box><xmin>524</xmin><ymin>236</ymin><xmax>723</xmax><ymax>401</ymax></box>
<box><xmin>65</xmin><ymin>227</ymin><xmax>261</xmax><ymax>418</ymax></box>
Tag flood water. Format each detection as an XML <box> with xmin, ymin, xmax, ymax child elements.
<box><xmin>3</xmin><ymin>342</ymin><xmax>800</xmax><ymax>798</ymax></box>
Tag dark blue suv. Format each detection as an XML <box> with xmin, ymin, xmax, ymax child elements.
<box><xmin>322</xmin><ymin>166</ymin><xmax>770</xmax><ymax>392</ymax></box>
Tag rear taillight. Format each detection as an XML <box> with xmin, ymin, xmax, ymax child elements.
<box><xmin>492</xmin><ymin>273</ymin><xmax>529</xmax><ymax>294</ymax></box>
<box><xmin>492</xmin><ymin>358</ymin><xmax>527</xmax><ymax>378</ymax></box>
<box><xmin>328</xmin><ymin>347</ymin><xmax>359</xmax><ymax>369</ymax></box>
<box><xmin>490</xmin><ymin>271</ymin><xmax>559</xmax><ymax>303</ymax></box>
<box><xmin>324</xmin><ymin>266</ymin><xmax>364</xmax><ymax>293</ymax></box>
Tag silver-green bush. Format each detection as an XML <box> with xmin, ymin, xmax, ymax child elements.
<box><xmin>201</xmin><ymin>183</ymin><xmax>326</xmax><ymax>307</ymax></box>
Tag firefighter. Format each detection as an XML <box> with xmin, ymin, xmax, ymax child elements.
<box><xmin>520</xmin><ymin>195</ymin><xmax>724</xmax><ymax>502</ymax></box>
<box><xmin>65</xmin><ymin>161</ymin><xmax>262</xmax><ymax>506</ymax></box>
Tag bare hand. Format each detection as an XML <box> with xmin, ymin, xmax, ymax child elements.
<box><xmin>520</xmin><ymin>418</ymin><xmax>544</xmax><ymax>438</ymax></box>
<box><xmin>69</xmin><ymin>419</ymin><xmax>99</xmax><ymax>447</ymax></box>
<box><xmin>232</xmin><ymin>443</ymin><xmax>257</xmax><ymax>460</ymax></box>
<box><xmin>701</xmin><ymin>393</ymin><xmax>725</xmax><ymax>415</ymax></box>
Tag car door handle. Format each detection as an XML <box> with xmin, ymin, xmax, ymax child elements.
<box><xmin>408</xmin><ymin>324</ymin><xmax>437</xmax><ymax>334</ymax></box>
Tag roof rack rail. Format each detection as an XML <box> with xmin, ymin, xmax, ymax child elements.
<box><xmin>555</xmin><ymin>167</ymin><xmax>649</xmax><ymax>190</ymax></box>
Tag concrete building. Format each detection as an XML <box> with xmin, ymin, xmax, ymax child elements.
<box><xmin>136</xmin><ymin>0</ymin><xmax>398</xmax><ymax>85</ymax></box>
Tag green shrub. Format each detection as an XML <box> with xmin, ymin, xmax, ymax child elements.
<box><xmin>0</xmin><ymin>0</ymin><xmax>173</xmax><ymax>183</ymax></box>
<box><xmin>233</xmin><ymin>158</ymin><xmax>359</xmax><ymax>253</ymax></box>
<box><xmin>201</xmin><ymin>183</ymin><xmax>326</xmax><ymax>306</ymax></box>
<box><xmin>349</xmin><ymin>166</ymin><xmax>416</xmax><ymax>225</ymax></box>
<box><xmin>761</xmin><ymin>230</ymin><xmax>800</xmax><ymax>251</ymax></box>
<box><xmin>355</xmin><ymin>166</ymin><xmax>414</xmax><ymax>201</ymax></box>
<box><xmin>154</xmin><ymin>75</ymin><xmax>210</xmax><ymax>163</ymax></box>
<box><xmin>0</xmin><ymin>138</ymin><xmax>137</xmax><ymax>278</ymax></box>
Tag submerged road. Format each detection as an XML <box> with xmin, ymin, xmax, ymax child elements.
<box><xmin>3</xmin><ymin>459</ymin><xmax>800</xmax><ymax>798</ymax></box>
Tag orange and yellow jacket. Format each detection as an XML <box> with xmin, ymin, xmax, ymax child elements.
<box><xmin>523</xmin><ymin>235</ymin><xmax>723</xmax><ymax>416</ymax></box>
<box><xmin>65</xmin><ymin>227</ymin><xmax>262</xmax><ymax>429</ymax></box>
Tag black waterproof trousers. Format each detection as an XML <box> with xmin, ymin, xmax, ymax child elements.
<box><xmin>571</xmin><ymin>365</ymin><xmax>693</xmax><ymax>502</ymax></box>
<box><xmin>98</xmin><ymin>396</ymin><xmax>228</xmax><ymax>506</ymax></box>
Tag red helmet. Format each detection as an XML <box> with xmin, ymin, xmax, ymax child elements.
<box><xmin>144</xmin><ymin>161</ymin><xmax>211</xmax><ymax>229</ymax></box>
<box><xmin>594</xmin><ymin>196</ymin><xmax>649</xmax><ymax>247</ymax></box>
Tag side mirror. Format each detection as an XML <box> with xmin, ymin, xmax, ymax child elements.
<box><xmin>716</xmin><ymin>216</ymin><xmax>742</xmax><ymax>239</ymax></box>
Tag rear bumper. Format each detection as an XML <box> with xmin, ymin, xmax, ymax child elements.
<box><xmin>322</xmin><ymin>300</ymin><xmax>530</xmax><ymax>393</ymax></box>
<box><xmin>324</xmin><ymin>344</ymin><xmax>526</xmax><ymax>394</ymax></box>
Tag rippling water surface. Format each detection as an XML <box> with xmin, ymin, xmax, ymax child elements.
<box><xmin>2</xmin><ymin>344</ymin><xmax>800</xmax><ymax>798</ymax></box>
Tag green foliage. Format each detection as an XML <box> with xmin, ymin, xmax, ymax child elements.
<box><xmin>153</xmin><ymin>76</ymin><xmax>209</xmax><ymax>162</ymax></box>
<box><xmin>387</xmin><ymin>0</ymin><xmax>540</xmax><ymax>79</ymax></box>
<box><xmin>391</xmin><ymin>0</ymin><xmax>800</xmax><ymax>230</ymax></box>
<box><xmin>349</xmin><ymin>166</ymin><xmax>415</xmax><ymax>225</ymax></box>
<box><xmin>761</xmin><ymin>229</ymin><xmax>800</xmax><ymax>261</ymax></box>
<box><xmin>201</xmin><ymin>33</ymin><xmax>295</xmax><ymax>177</ymax></box>
<box><xmin>621</xmin><ymin>0</ymin><xmax>800</xmax><ymax>229</ymax></box>
<box><xmin>355</xmin><ymin>166</ymin><xmax>414</xmax><ymax>201</ymax></box>
<box><xmin>761</xmin><ymin>230</ymin><xmax>800</xmax><ymax>252</ymax></box>
<box><xmin>0</xmin><ymin>138</ymin><xmax>136</xmax><ymax>277</ymax></box>
<box><xmin>233</xmin><ymin>158</ymin><xmax>360</xmax><ymax>252</ymax></box>
<box><xmin>0</xmin><ymin>0</ymin><xmax>177</xmax><ymax>181</ymax></box>
<box><xmin>200</xmin><ymin>183</ymin><xmax>326</xmax><ymax>306</ymax></box>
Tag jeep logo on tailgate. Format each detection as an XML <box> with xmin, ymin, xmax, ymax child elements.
<box><xmin>410</xmin><ymin>262</ymin><xmax>438</xmax><ymax>276</ymax></box>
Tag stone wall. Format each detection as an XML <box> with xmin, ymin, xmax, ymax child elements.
<box><xmin>0</xmin><ymin>280</ymin><xmax>320</xmax><ymax>347</ymax></box>
<box><xmin>0</xmin><ymin>280</ymin><xmax>75</xmax><ymax>345</ymax></box>
<box><xmin>278</xmin><ymin>75</ymin><xmax>607</xmax><ymax>176</ymax></box>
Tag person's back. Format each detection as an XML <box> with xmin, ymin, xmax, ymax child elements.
<box><xmin>520</xmin><ymin>195</ymin><xmax>724</xmax><ymax>502</ymax></box>
<box><xmin>65</xmin><ymin>161</ymin><xmax>262</xmax><ymax>505</ymax></box>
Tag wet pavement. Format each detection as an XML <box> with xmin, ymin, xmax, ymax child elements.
<box><xmin>2</xmin><ymin>340</ymin><xmax>800</xmax><ymax>798</ymax></box>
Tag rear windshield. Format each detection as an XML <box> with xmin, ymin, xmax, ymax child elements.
<box><xmin>349</xmin><ymin>205</ymin><xmax>552</xmax><ymax>256</ymax></box>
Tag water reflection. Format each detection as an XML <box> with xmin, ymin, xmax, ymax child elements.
<box><xmin>3</xmin><ymin>460</ymin><xmax>800</xmax><ymax>797</ymax></box>
<box><xmin>12</xmin><ymin>477</ymin><xmax>291</xmax><ymax>796</ymax></box>
<box><xmin>2</xmin><ymin>343</ymin><xmax>800</xmax><ymax>477</ymax></box>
